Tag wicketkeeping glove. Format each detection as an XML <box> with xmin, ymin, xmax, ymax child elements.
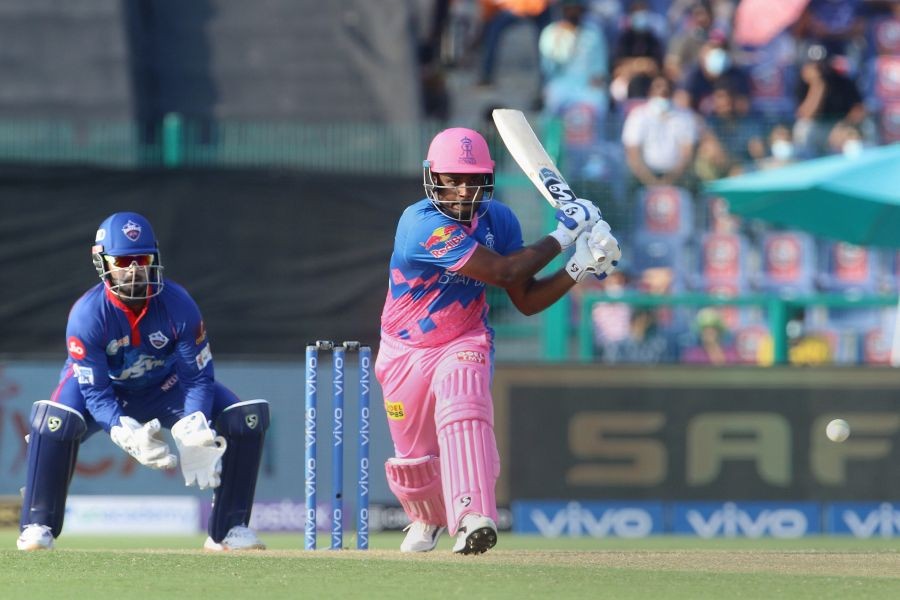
<box><xmin>548</xmin><ymin>198</ymin><xmax>602</xmax><ymax>250</ymax></box>
<box><xmin>565</xmin><ymin>220</ymin><xmax>621</xmax><ymax>282</ymax></box>
<box><xmin>171</xmin><ymin>411</ymin><xmax>227</xmax><ymax>489</ymax></box>
<box><xmin>110</xmin><ymin>416</ymin><xmax>178</xmax><ymax>470</ymax></box>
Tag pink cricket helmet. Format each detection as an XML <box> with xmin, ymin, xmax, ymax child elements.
<box><xmin>425</xmin><ymin>128</ymin><xmax>495</xmax><ymax>174</ymax></box>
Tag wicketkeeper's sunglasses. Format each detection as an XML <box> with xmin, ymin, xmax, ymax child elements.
<box><xmin>105</xmin><ymin>254</ymin><xmax>154</xmax><ymax>268</ymax></box>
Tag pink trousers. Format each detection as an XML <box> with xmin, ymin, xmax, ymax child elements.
<box><xmin>375</xmin><ymin>330</ymin><xmax>500</xmax><ymax>533</ymax></box>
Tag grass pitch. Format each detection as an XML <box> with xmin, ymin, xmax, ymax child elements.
<box><xmin>3</xmin><ymin>530</ymin><xmax>900</xmax><ymax>599</ymax></box>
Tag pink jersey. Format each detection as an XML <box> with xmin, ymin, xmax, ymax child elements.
<box><xmin>380</xmin><ymin>199</ymin><xmax>524</xmax><ymax>347</ymax></box>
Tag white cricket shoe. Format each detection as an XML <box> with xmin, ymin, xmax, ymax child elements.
<box><xmin>400</xmin><ymin>521</ymin><xmax>446</xmax><ymax>552</ymax></box>
<box><xmin>17</xmin><ymin>524</ymin><xmax>54</xmax><ymax>551</ymax></box>
<box><xmin>203</xmin><ymin>525</ymin><xmax>266</xmax><ymax>551</ymax></box>
<box><xmin>452</xmin><ymin>514</ymin><xmax>497</xmax><ymax>555</ymax></box>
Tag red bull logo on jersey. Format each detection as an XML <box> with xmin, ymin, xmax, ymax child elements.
<box><xmin>122</xmin><ymin>219</ymin><xmax>142</xmax><ymax>241</ymax></box>
<box><xmin>422</xmin><ymin>224</ymin><xmax>467</xmax><ymax>258</ymax></box>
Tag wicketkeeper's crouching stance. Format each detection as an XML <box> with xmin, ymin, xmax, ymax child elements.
<box><xmin>376</xmin><ymin>128</ymin><xmax>620</xmax><ymax>554</ymax></box>
<box><xmin>18</xmin><ymin>212</ymin><xmax>269</xmax><ymax>551</ymax></box>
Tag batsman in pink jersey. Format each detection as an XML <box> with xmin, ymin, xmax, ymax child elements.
<box><xmin>376</xmin><ymin>127</ymin><xmax>621</xmax><ymax>554</ymax></box>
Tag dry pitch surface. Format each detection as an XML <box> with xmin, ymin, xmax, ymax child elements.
<box><xmin>263</xmin><ymin>547</ymin><xmax>900</xmax><ymax>577</ymax></box>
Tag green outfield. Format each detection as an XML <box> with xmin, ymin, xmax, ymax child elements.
<box><xmin>3</xmin><ymin>530</ymin><xmax>900</xmax><ymax>599</ymax></box>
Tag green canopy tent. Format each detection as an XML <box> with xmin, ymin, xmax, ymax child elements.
<box><xmin>704</xmin><ymin>143</ymin><xmax>900</xmax><ymax>363</ymax></box>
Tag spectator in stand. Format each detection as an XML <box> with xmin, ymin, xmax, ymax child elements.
<box><xmin>622</xmin><ymin>75</ymin><xmax>699</xmax><ymax>191</ymax></box>
<box><xmin>693</xmin><ymin>128</ymin><xmax>734</xmax><ymax>182</ymax></box>
<box><xmin>588</xmin><ymin>268</ymin><xmax>633</xmax><ymax>359</ymax></box>
<box><xmin>476</xmin><ymin>0</ymin><xmax>551</xmax><ymax>87</ymax></box>
<box><xmin>828</xmin><ymin>121</ymin><xmax>868</xmax><ymax>156</ymax></box>
<box><xmin>664</xmin><ymin>0</ymin><xmax>715</xmax><ymax>85</ymax></box>
<box><xmin>416</xmin><ymin>0</ymin><xmax>452</xmax><ymax>120</ymax></box>
<box><xmin>710</xmin><ymin>85</ymin><xmax>766</xmax><ymax>167</ymax></box>
<box><xmin>666</xmin><ymin>0</ymin><xmax>736</xmax><ymax>34</ymax></box>
<box><xmin>681</xmin><ymin>307</ymin><xmax>739</xmax><ymax>364</ymax></box>
<box><xmin>610</xmin><ymin>0</ymin><xmax>666</xmax><ymax>103</ymax></box>
<box><xmin>675</xmin><ymin>31</ymin><xmax>752</xmax><ymax>116</ymax></box>
<box><xmin>756</xmin><ymin>123</ymin><xmax>799</xmax><ymax>170</ymax></box>
<box><xmin>601</xmin><ymin>308</ymin><xmax>675</xmax><ymax>364</ymax></box>
<box><xmin>695</xmin><ymin>85</ymin><xmax>766</xmax><ymax>179</ymax></box>
<box><xmin>793</xmin><ymin>0</ymin><xmax>866</xmax><ymax>61</ymax></box>
<box><xmin>793</xmin><ymin>44</ymin><xmax>868</xmax><ymax>158</ymax></box>
<box><xmin>538</xmin><ymin>0</ymin><xmax>609</xmax><ymax>119</ymax></box>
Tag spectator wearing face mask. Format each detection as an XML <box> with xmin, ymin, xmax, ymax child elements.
<box><xmin>622</xmin><ymin>75</ymin><xmax>699</xmax><ymax>190</ymax></box>
<box><xmin>828</xmin><ymin>122</ymin><xmax>867</xmax><ymax>157</ymax></box>
<box><xmin>610</xmin><ymin>0</ymin><xmax>666</xmax><ymax>103</ymax></box>
<box><xmin>675</xmin><ymin>32</ymin><xmax>751</xmax><ymax>116</ymax></box>
<box><xmin>756</xmin><ymin>124</ymin><xmax>798</xmax><ymax>171</ymax></box>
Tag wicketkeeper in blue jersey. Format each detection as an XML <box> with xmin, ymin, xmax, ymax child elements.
<box><xmin>17</xmin><ymin>212</ymin><xmax>270</xmax><ymax>551</ymax></box>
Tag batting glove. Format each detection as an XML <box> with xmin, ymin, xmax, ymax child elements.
<box><xmin>548</xmin><ymin>198</ymin><xmax>601</xmax><ymax>249</ymax></box>
<box><xmin>565</xmin><ymin>220</ymin><xmax>621</xmax><ymax>282</ymax></box>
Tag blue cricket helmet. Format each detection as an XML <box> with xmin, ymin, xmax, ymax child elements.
<box><xmin>92</xmin><ymin>212</ymin><xmax>164</xmax><ymax>300</ymax></box>
<box><xmin>93</xmin><ymin>211</ymin><xmax>159</xmax><ymax>255</ymax></box>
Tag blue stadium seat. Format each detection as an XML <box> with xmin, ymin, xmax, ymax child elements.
<box><xmin>692</xmin><ymin>231</ymin><xmax>751</xmax><ymax>293</ymax></box>
<box><xmin>859</xmin><ymin>322</ymin><xmax>894</xmax><ymax>365</ymax></box>
<box><xmin>634</xmin><ymin>185</ymin><xmax>694</xmax><ymax>240</ymax></box>
<box><xmin>817</xmin><ymin>240</ymin><xmax>880</xmax><ymax>294</ymax></box>
<box><xmin>755</xmin><ymin>230</ymin><xmax>816</xmax><ymax>295</ymax></box>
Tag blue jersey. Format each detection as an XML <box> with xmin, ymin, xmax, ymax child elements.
<box><xmin>59</xmin><ymin>281</ymin><xmax>214</xmax><ymax>432</ymax></box>
<box><xmin>380</xmin><ymin>198</ymin><xmax>524</xmax><ymax>347</ymax></box>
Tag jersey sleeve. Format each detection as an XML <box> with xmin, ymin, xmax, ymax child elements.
<box><xmin>400</xmin><ymin>210</ymin><xmax>478</xmax><ymax>272</ymax></box>
<box><xmin>65</xmin><ymin>301</ymin><xmax>123</xmax><ymax>432</ymax></box>
<box><xmin>170</xmin><ymin>289</ymin><xmax>216</xmax><ymax>418</ymax></box>
<box><xmin>494</xmin><ymin>204</ymin><xmax>525</xmax><ymax>255</ymax></box>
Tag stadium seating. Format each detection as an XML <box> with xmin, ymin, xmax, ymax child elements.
<box><xmin>755</xmin><ymin>231</ymin><xmax>817</xmax><ymax>295</ymax></box>
<box><xmin>817</xmin><ymin>240</ymin><xmax>880</xmax><ymax>294</ymax></box>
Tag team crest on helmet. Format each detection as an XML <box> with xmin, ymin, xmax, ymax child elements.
<box><xmin>148</xmin><ymin>331</ymin><xmax>170</xmax><ymax>349</ymax></box>
<box><xmin>122</xmin><ymin>219</ymin><xmax>142</xmax><ymax>241</ymax></box>
<box><xmin>458</xmin><ymin>136</ymin><xmax>476</xmax><ymax>165</ymax></box>
<box><xmin>245</xmin><ymin>414</ymin><xmax>259</xmax><ymax>429</ymax></box>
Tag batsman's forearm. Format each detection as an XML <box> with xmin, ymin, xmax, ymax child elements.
<box><xmin>504</xmin><ymin>236</ymin><xmax>564</xmax><ymax>285</ymax></box>
<box><xmin>512</xmin><ymin>269</ymin><xmax>577</xmax><ymax>316</ymax></box>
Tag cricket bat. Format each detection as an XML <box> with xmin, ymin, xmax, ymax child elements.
<box><xmin>491</xmin><ymin>108</ymin><xmax>576</xmax><ymax>209</ymax></box>
<box><xmin>492</xmin><ymin>108</ymin><xmax>609</xmax><ymax>263</ymax></box>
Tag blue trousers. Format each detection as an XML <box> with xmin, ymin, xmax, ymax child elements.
<box><xmin>52</xmin><ymin>374</ymin><xmax>241</xmax><ymax>438</ymax></box>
